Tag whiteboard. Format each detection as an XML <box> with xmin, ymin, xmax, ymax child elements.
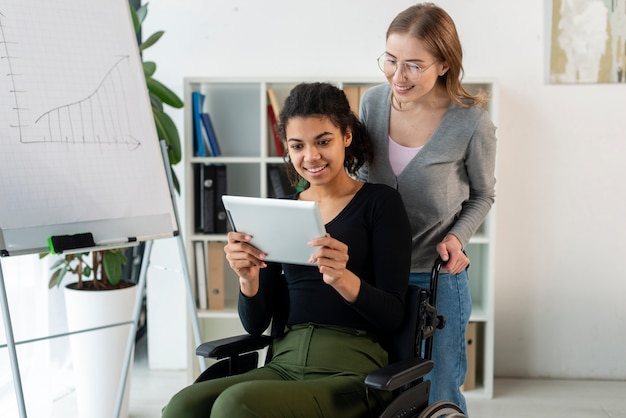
<box><xmin>0</xmin><ymin>0</ymin><xmax>177</xmax><ymax>256</ymax></box>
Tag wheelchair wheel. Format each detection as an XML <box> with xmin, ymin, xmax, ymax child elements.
<box><xmin>417</xmin><ymin>400</ymin><xmax>467</xmax><ymax>418</ymax></box>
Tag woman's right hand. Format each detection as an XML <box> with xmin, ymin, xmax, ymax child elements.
<box><xmin>223</xmin><ymin>232</ymin><xmax>267</xmax><ymax>296</ymax></box>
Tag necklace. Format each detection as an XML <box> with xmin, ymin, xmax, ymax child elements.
<box><xmin>390</xmin><ymin>92</ymin><xmax>405</xmax><ymax>112</ymax></box>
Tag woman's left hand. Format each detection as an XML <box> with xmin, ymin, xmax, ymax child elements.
<box><xmin>436</xmin><ymin>234</ymin><xmax>469</xmax><ymax>274</ymax></box>
<box><xmin>308</xmin><ymin>234</ymin><xmax>360</xmax><ymax>302</ymax></box>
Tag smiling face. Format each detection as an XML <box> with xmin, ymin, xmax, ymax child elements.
<box><xmin>384</xmin><ymin>33</ymin><xmax>448</xmax><ymax>107</ymax></box>
<box><xmin>285</xmin><ymin>115</ymin><xmax>352</xmax><ymax>190</ymax></box>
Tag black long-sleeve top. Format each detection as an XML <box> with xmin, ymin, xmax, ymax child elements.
<box><xmin>238</xmin><ymin>183</ymin><xmax>412</xmax><ymax>338</ymax></box>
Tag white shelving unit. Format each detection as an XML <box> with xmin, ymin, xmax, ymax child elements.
<box><xmin>182</xmin><ymin>77</ymin><xmax>496</xmax><ymax>397</ymax></box>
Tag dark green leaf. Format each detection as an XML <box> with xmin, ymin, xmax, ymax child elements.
<box><xmin>143</xmin><ymin>61</ymin><xmax>156</xmax><ymax>78</ymax></box>
<box><xmin>147</xmin><ymin>78</ymin><xmax>183</xmax><ymax>108</ymax></box>
<box><xmin>129</xmin><ymin>5</ymin><xmax>140</xmax><ymax>34</ymax></box>
<box><xmin>153</xmin><ymin>109</ymin><xmax>181</xmax><ymax>164</ymax></box>
<box><xmin>170</xmin><ymin>169</ymin><xmax>180</xmax><ymax>194</ymax></box>
<box><xmin>103</xmin><ymin>251</ymin><xmax>127</xmax><ymax>286</ymax></box>
<box><xmin>139</xmin><ymin>31</ymin><xmax>164</xmax><ymax>52</ymax></box>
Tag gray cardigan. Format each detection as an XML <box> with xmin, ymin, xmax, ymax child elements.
<box><xmin>359</xmin><ymin>84</ymin><xmax>497</xmax><ymax>272</ymax></box>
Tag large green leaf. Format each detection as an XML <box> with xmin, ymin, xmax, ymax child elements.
<box><xmin>139</xmin><ymin>31</ymin><xmax>164</xmax><ymax>52</ymax></box>
<box><xmin>147</xmin><ymin>78</ymin><xmax>183</xmax><ymax>108</ymax></box>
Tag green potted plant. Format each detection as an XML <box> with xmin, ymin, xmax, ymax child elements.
<box><xmin>132</xmin><ymin>1</ymin><xmax>184</xmax><ymax>194</ymax></box>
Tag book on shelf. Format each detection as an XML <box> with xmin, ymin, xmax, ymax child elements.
<box><xmin>267</xmin><ymin>104</ymin><xmax>284</xmax><ymax>156</ymax></box>
<box><xmin>267</xmin><ymin>164</ymin><xmax>296</xmax><ymax>198</ymax></box>
<box><xmin>267</xmin><ymin>87</ymin><xmax>281</xmax><ymax>117</ymax></box>
<box><xmin>342</xmin><ymin>85</ymin><xmax>372</xmax><ymax>117</ymax></box>
<box><xmin>191</xmin><ymin>91</ymin><xmax>207</xmax><ymax>157</ymax></box>
<box><xmin>206</xmin><ymin>242</ymin><xmax>225</xmax><ymax>310</ymax></box>
<box><xmin>200</xmin><ymin>112</ymin><xmax>222</xmax><ymax>157</ymax></box>
<box><xmin>194</xmin><ymin>241</ymin><xmax>208</xmax><ymax>310</ymax></box>
<box><xmin>194</xmin><ymin>164</ymin><xmax>228</xmax><ymax>234</ymax></box>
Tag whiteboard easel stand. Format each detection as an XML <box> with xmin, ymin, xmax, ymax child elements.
<box><xmin>0</xmin><ymin>141</ymin><xmax>206</xmax><ymax>418</ymax></box>
<box><xmin>0</xmin><ymin>262</ymin><xmax>27</xmax><ymax>417</ymax></box>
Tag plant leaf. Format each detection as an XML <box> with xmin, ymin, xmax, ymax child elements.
<box><xmin>50</xmin><ymin>258</ymin><xmax>65</xmax><ymax>269</ymax></box>
<box><xmin>129</xmin><ymin>4</ymin><xmax>140</xmax><ymax>34</ymax></box>
<box><xmin>170</xmin><ymin>168</ymin><xmax>180</xmax><ymax>194</ymax></box>
<box><xmin>147</xmin><ymin>78</ymin><xmax>183</xmax><ymax>108</ymax></box>
<box><xmin>149</xmin><ymin>91</ymin><xmax>164</xmax><ymax>113</ymax></box>
<box><xmin>103</xmin><ymin>251</ymin><xmax>127</xmax><ymax>286</ymax></box>
<box><xmin>136</xmin><ymin>3</ymin><xmax>148</xmax><ymax>25</ymax></box>
<box><xmin>139</xmin><ymin>31</ymin><xmax>164</xmax><ymax>52</ymax></box>
<box><xmin>143</xmin><ymin>61</ymin><xmax>156</xmax><ymax>78</ymax></box>
<box><xmin>48</xmin><ymin>269</ymin><xmax>62</xmax><ymax>289</ymax></box>
<box><xmin>153</xmin><ymin>109</ymin><xmax>181</xmax><ymax>164</ymax></box>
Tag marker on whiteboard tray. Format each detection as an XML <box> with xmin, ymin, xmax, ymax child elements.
<box><xmin>48</xmin><ymin>233</ymin><xmax>96</xmax><ymax>254</ymax></box>
<box><xmin>96</xmin><ymin>237</ymin><xmax>136</xmax><ymax>247</ymax></box>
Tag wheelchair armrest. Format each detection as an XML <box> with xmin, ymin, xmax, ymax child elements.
<box><xmin>196</xmin><ymin>334</ymin><xmax>273</xmax><ymax>359</ymax></box>
<box><xmin>364</xmin><ymin>357</ymin><xmax>434</xmax><ymax>391</ymax></box>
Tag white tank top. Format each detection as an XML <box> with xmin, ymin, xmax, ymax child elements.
<box><xmin>388</xmin><ymin>135</ymin><xmax>423</xmax><ymax>176</ymax></box>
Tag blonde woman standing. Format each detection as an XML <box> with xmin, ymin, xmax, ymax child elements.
<box><xmin>359</xmin><ymin>3</ymin><xmax>497</xmax><ymax>414</ymax></box>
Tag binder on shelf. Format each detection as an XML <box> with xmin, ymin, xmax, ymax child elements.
<box><xmin>267</xmin><ymin>164</ymin><xmax>296</xmax><ymax>198</ymax></box>
<box><xmin>194</xmin><ymin>241</ymin><xmax>208</xmax><ymax>310</ymax></box>
<box><xmin>461</xmin><ymin>321</ymin><xmax>477</xmax><ymax>391</ymax></box>
<box><xmin>267</xmin><ymin>105</ymin><xmax>284</xmax><ymax>156</ymax></box>
<box><xmin>214</xmin><ymin>165</ymin><xmax>228</xmax><ymax>233</ymax></box>
<box><xmin>200</xmin><ymin>112</ymin><xmax>222</xmax><ymax>157</ymax></box>
<box><xmin>194</xmin><ymin>164</ymin><xmax>228</xmax><ymax>233</ymax></box>
<box><xmin>192</xmin><ymin>91</ymin><xmax>207</xmax><ymax>157</ymax></box>
<box><xmin>206</xmin><ymin>242</ymin><xmax>225</xmax><ymax>310</ymax></box>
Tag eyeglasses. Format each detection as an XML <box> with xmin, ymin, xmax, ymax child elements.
<box><xmin>377</xmin><ymin>53</ymin><xmax>437</xmax><ymax>81</ymax></box>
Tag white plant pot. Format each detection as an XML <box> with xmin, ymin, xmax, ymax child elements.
<box><xmin>64</xmin><ymin>282</ymin><xmax>137</xmax><ymax>418</ymax></box>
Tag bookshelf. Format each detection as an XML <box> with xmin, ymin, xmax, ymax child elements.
<box><xmin>182</xmin><ymin>77</ymin><xmax>497</xmax><ymax>398</ymax></box>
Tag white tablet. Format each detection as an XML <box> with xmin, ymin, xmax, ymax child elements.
<box><xmin>221</xmin><ymin>195</ymin><xmax>326</xmax><ymax>265</ymax></box>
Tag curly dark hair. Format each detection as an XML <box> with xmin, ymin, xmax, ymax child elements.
<box><xmin>277</xmin><ymin>82</ymin><xmax>373</xmax><ymax>189</ymax></box>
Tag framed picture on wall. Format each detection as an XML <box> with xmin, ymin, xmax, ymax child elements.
<box><xmin>549</xmin><ymin>0</ymin><xmax>626</xmax><ymax>83</ymax></box>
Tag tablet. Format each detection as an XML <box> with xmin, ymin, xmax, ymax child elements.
<box><xmin>221</xmin><ymin>195</ymin><xmax>326</xmax><ymax>265</ymax></box>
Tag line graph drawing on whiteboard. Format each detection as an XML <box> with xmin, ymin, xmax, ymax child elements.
<box><xmin>8</xmin><ymin>55</ymin><xmax>141</xmax><ymax>150</ymax></box>
<box><xmin>0</xmin><ymin>11</ymin><xmax>141</xmax><ymax>150</ymax></box>
<box><xmin>31</xmin><ymin>56</ymin><xmax>140</xmax><ymax>149</ymax></box>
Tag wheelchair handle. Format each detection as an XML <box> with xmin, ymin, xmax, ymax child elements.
<box><xmin>423</xmin><ymin>257</ymin><xmax>445</xmax><ymax>361</ymax></box>
<box><xmin>429</xmin><ymin>256</ymin><xmax>444</xmax><ymax>310</ymax></box>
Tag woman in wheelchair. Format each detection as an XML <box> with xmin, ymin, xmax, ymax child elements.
<box><xmin>161</xmin><ymin>82</ymin><xmax>412</xmax><ymax>418</ymax></box>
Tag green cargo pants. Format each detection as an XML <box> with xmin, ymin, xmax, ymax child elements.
<box><xmin>161</xmin><ymin>323</ymin><xmax>392</xmax><ymax>418</ymax></box>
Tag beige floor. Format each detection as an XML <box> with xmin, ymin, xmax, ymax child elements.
<box><xmin>49</xmin><ymin>336</ymin><xmax>626</xmax><ymax>417</ymax></box>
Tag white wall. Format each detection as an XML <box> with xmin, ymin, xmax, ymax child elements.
<box><xmin>143</xmin><ymin>0</ymin><xmax>626</xmax><ymax>379</ymax></box>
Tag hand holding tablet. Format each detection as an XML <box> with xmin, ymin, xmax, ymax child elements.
<box><xmin>221</xmin><ymin>195</ymin><xmax>326</xmax><ymax>265</ymax></box>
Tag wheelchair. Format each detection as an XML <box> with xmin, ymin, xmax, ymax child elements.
<box><xmin>193</xmin><ymin>258</ymin><xmax>467</xmax><ymax>418</ymax></box>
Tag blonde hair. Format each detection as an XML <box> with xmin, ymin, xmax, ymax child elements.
<box><xmin>387</xmin><ymin>3</ymin><xmax>487</xmax><ymax>107</ymax></box>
